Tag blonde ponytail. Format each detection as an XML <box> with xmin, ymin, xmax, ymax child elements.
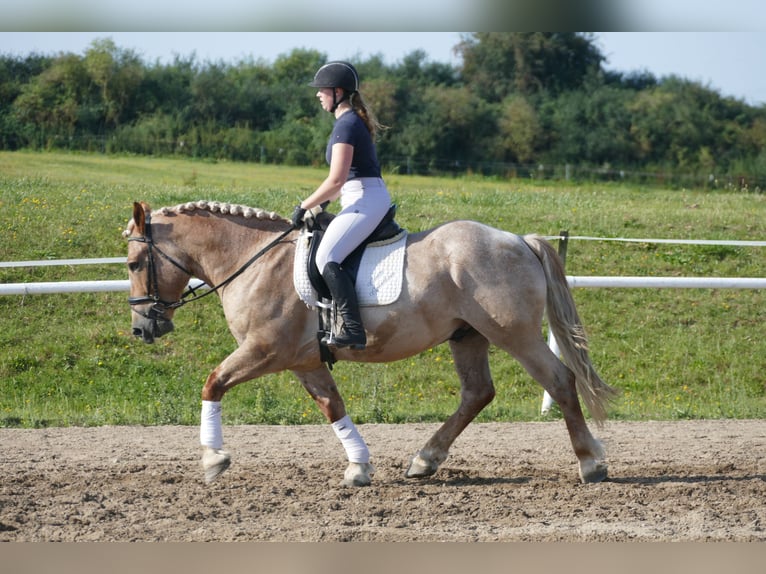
<box><xmin>350</xmin><ymin>91</ymin><xmax>386</xmax><ymax>140</ymax></box>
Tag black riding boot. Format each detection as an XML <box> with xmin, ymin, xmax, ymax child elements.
<box><xmin>321</xmin><ymin>262</ymin><xmax>366</xmax><ymax>350</ymax></box>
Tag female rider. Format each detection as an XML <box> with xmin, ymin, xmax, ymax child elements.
<box><xmin>291</xmin><ymin>61</ymin><xmax>391</xmax><ymax>351</ymax></box>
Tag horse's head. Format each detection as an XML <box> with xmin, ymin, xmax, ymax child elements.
<box><xmin>123</xmin><ymin>202</ymin><xmax>192</xmax><ymax>343</ymax></box>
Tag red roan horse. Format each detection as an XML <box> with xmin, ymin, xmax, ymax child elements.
<box><xmin>124</xmin><ymin>200</ymin><xmax>616</xmax><ymax>486</ymax></box>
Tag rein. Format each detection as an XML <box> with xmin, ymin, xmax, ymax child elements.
<box><xmin>128</xmin><ymin>211</ymin><xmax>295</xmax><ymax>319</ymax></box>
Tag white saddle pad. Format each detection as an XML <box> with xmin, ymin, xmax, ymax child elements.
<box><xmin>293</xmin><ymin>229</ymin><xmax>407</xmax><ymax>308</ymax></box>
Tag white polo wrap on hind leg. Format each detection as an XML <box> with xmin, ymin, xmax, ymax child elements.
<box><xmin>200</xmin><ymin>400</ymin><xmax>223</xmax><ymax>449</ymax></box>
<box><xmin>332</xmin><ymin>415</ymin><xmax>370</xmax><ymax>463</ymax></box>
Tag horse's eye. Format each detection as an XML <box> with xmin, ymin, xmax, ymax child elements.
<box><xmin>128</xmin><ymin>261</ymin><xmax>142</xmax><ymax>272</ymax></box>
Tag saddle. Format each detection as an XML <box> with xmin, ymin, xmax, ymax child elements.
<box><xmin>296</xmin><ymin>204</ymin><xmax>405</xmax><ymax>368</ymax></box>
<box><xmin>306</xmin><ymin>204</ymin><xmax>403</xmax><ymax>300</ymax></box>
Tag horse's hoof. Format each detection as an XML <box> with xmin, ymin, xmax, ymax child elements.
<box><xmin>579</xmin><ymin>459</ymin><xmax>608</xmax><ymax>483</ymax></box>
<box><xmin>202</xmin><ymin>447</ymin><xmax>231</xmax><ymax>483</ymax></box>
<box><xmin>405</xmin><ymin>452</ymin><xmax>439</xmax><ymax>479</ymax></box>
<box><xmin>340</xmin><ymin>462</ymin><xmax>375</xmax><ymax>487</ymax></box>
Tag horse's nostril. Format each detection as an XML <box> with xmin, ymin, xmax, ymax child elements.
<box><xmin>132</xmin><ymin>328</ymin><xmax>143</xmax><ymax>338</ymax></box>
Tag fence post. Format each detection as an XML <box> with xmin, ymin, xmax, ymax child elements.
<box><xmin>541</xmin><ymin>230</ymin><xmax>569</xmax><ymax>415</ymax></box>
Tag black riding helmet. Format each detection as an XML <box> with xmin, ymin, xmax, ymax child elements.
<box><xmin>309</xmin><ymin>61</ymin><xmax>359</xmax><ymax>112</ymax></box>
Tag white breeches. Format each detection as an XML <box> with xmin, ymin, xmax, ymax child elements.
<box><xmin>315</xmin><ymin>177</ymin><xmax>391</xmax><ymax>274</ymax></box>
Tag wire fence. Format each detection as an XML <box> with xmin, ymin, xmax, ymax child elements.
<box><xmin>10</xmin><ymin>134</ymin><xmax>765</xmax><ymax>192</ymax></box>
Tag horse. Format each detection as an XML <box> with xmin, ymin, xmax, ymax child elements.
<box><xmin>123</xmin><ymin>200</ymin><xmax>616</xmax><ymax>486</ymax></box>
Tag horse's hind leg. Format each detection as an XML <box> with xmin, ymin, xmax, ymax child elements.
<box><xmin>406</xmin><ymin>329</ymin><xmax>495</xmax><ymax>478</ymax></box>
<box><xmin>510</xmin><ymin>336</ymin><xmax>607</xmax><ymax>483</ymax></box>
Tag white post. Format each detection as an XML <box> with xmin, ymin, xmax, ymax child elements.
<box><xmin>541</xmin><ymin>329</ymin><xmax>559</xmax><ymax>414</ymax></box>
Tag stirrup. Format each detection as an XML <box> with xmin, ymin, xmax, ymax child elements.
<box><xmin>321</xmin><ymin>329</ymin><xmax>366</xmax><ymax>350</ymax></box>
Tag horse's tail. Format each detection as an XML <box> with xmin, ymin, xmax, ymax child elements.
<box><xmin>523</xmin><ymin>234</ymin><xmax>617</xmax><ymax>425</ymax></box>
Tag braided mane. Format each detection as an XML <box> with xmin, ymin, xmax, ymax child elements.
<box><xmin>157</xmin><ymin>200</ymin><xmax>285</xmax><ymax>222</ymax></box>
<box><xmin>123</xmin><ymin>200</ymin><xmax>287</xmax><ymax>237</ymax></box>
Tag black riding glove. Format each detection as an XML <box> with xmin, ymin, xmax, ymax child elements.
<box><xmin>291</xmin><ymin>205</ymin><xmax>307</xmax><ymax>229</ymax></box>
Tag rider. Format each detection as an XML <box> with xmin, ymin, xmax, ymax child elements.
<box><xmin>291</xmin><ymin>61</ymin><xmax>391</xmax><ymax>350</ymax></box>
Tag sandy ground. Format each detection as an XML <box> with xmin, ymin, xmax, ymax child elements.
<box><xmin>1</xmin><ymin>419</ymin><xmax>764</xmax><ymax>542</ymax></box>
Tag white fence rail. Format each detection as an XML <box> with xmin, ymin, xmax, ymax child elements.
<box><xmin>0</xmin><ymin>278</ymin><xmax>208</xmax><ymax>296</ymax></box>
<box><xmin>0</xmin><ymin>257</ymin><xmax>126</xmax><ymax>268</ymax></box>
<box><xmin>1</xmin><ymin>275</ymin><xmax>765</xmax><ymax>297</ymax></box>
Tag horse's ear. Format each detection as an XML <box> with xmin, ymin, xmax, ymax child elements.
<box><xmin>133</xmin><ymin>201</ymin><xmax>149</xmax><ymax>235</ymax></box>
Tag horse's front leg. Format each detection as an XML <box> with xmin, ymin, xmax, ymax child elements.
<box><xmin>198</xmin><ymin>346</ymin><xmax>281</xmax><ymax>483</ymax></box>
<box><xmin>200</xmin><ymin>398</ymin><xmax>231</xmax><ymax>483</ymax></box>
<box><xmin>294</xmin><ymin>367</ymin><xmax>375</xmax><ymax>487</ymax></box>
<box><xmin>199</xmin><ymin>366</ymin><xmax>235</xmax><ymax>483</ymax></box>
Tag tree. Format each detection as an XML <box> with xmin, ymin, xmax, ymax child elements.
<box><xmin>0</xmin><ymin>53</ymin><xmax>51</xmax><ymax>110</ymax></box>
<box><xmin>272</xmin><ymin>49</ymin><xmax>326</xmax><ymax>121</ymax></box>
<box><xmin>189</xmin><ymin>62</ymin><xmax>233</xmax><ymax>124</ymax></box>
<box><xmin>226</xmin><ymin>60</ymin><xmax>281</xmax><ymax>130</ymax></box>
<box><xmin>84</xmin><ymin>38</ymin><xmax>144</xmax><ymax>129</ymax></box>
<box><xmin>397</xmin><ymin>85</ymin><xmax>495</xmax><ymax>170</ymax></box>
<box><xmin>0</xmin><ymin>54</ymin><xmax>53</xmax><ymax>148</ymax></box>
<box><xmin>11</xmin><ymin>53</ymin><xmax>91</xmax><ymax>145</ymax></box>
<box><xmin>540</xmin><ymin>83</ymin><xmax>636</xmax><ymax>167</ymax></box>
<box><xmin>3</xmin><ymin>36</ymin><xmax>766</xmax><ymax>184</ymax></box>
<box><xmin>496</xmin><ymin>94</ymin><xmax>541</xmax><ymax>163</ymax></box>
<box><xmin>137</xmin><ymin>54</ymin><xmax>197</xmax><ymax>118</ymax></box>
<box><xmin>627</xmin><ymin>77</ymin><xmax>724</xmax><ymax>170</ymax></box>
<box><xmin>458</xmin><ymin>33</ymin><xmax>605</xmax><ymax>101</ymax></box>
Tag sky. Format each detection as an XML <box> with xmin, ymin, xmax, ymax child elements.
<box><xmin>1</xmin><ymin>32</ymin><xmax>765</xmax><ymax>106</ymax></box>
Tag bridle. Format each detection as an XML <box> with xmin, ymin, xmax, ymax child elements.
<box><xmin>127</xmin><ymin>211</ymin><xmax>295</xmax><ymax>322</ymax></box>
<box><xmin>127</xmin><ymin>211</ymin><xmax>194</xmax><ymax>322</ymax></box>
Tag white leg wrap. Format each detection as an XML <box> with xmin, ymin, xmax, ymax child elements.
<box><xmin>200</xmin><ymin>400</ymin><xmax>223</xmax><ymax>449</ymax></box>
<box><xmin>331</xmin><ymin>415</ymin><xmax>370</xmax><ymax>463</ymax></box>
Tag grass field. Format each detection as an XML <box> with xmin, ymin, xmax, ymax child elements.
<box><xmin>1</xmin><ymin>150</ymin><xmax>764</xmax><ymax>428</ymax></box>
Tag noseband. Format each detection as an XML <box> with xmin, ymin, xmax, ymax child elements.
<box><xmin>128</xmin><ymin>211</ymin><xmax>296</xmax><ymax>321</ymax></box>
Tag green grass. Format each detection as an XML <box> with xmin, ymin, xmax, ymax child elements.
<box><xmin>1</xmin><ymin>150</ymin><xmax>764</xmax><ymax>428</ymax></box>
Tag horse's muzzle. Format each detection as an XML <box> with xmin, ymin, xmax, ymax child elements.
<box><xmin>132</xmin><ymin>314</ymin><xmax>174</xmax><ymax>344</ymax></box>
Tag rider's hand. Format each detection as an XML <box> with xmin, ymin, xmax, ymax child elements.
<box><xmin>291</xmin><ymin>205</ymin><xmax>307</xmax><ymax>229</ymax></box>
